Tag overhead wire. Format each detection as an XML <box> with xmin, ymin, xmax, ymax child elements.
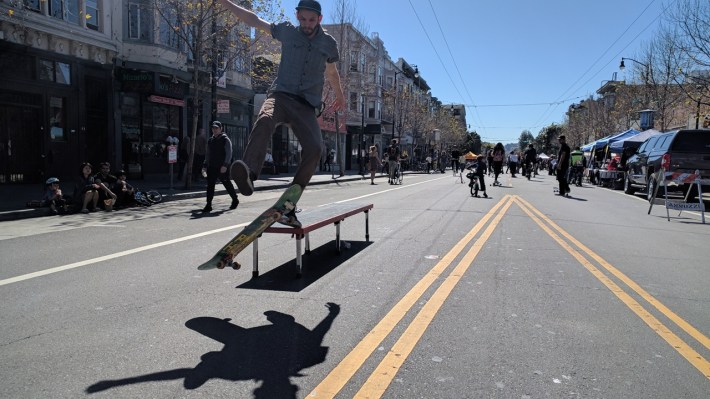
<box><xmin>529</xmin><ymin>0</ymin><xmax>677</xmax><ymax>132</ymax></box>
<box><xmin>405</xmin><ymin>0</ymin><xmax>480</xmax><ymax>134</ymax></box>
<box><xmin>425</xmin><ymin>0</ymin><xmax>487</xmax><ymax>136</ymax></box>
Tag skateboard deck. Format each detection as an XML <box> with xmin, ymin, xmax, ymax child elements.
<box><xmin>198</xmin><ymin>184</ymin><xmax>303</xmax><ymax>270</ymax></box>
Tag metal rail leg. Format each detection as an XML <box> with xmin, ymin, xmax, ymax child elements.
<box><xmin>365</xmin><ymin>210</ymin><xmax>370</xmax><ymax>242</ymax></box>
<box><xmin>305</xmin><ymin>232</ymin><xmax>311</xmax><ymax>254</ymax></box>
<box><xmin>296</xmin><ymin>234</ymin><xmax>303</xmax><ymax>278</ymax></box>
<box><xmin>252</xmin><ymin>237</ymin><xmax>259</xmax><ymax>278</ymax></box>
<box><xmin>335</xmin><ymin>221</ymin><xmax>341</xmax><ymax>254</ymax></box>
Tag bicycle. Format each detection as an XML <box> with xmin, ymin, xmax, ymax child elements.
<box><xmin>134</xmin><ymin>189</ymin><xmax>163</xmax><ymax>206</ymax></box>
<box><xmin>524</xmin><ymin>161</ymin><xmax>533</xmax><ymax>180</ymax></box>
<box><xmin>466</xmin><ymin>167</ymin><xmax>487</xmax><ymax>197</ymax></box>
<box><xmin>390</xmin><ymin>162</ymin><xmax>403</xmax><ymax>185</ymax></box>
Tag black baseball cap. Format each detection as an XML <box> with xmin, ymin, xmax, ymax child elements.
<box><xmin>296</xmin><ymin>0</ymin><xmax>321</xmax><ymax>15</ymax></box>
<box><xmin>211</xmin><ymin>121</ymin><xmax>222</xmax><ymax>129</ymax></box>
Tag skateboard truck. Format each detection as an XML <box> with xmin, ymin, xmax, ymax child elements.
<box><xmin>216</xmin><ymin>254</ymin><xmax>241</xmax><ymax>270</ymax></box>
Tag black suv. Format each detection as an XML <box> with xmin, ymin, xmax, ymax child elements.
<box><xmin>624</xmin><ymin>129</ymin><xmax>710</xmax><ymax>201</ymax></box>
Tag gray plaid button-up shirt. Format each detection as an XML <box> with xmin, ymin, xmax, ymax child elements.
<box><xmin>269</xmin><ymin>22</ymin><xmax>339</xmax><ymax>109</ymax></box>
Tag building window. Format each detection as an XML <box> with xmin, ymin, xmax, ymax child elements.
<box><xmin>86</xmin><ymin>0</ymin><xmax>100</xmax><ymax>31</ymax></box>
<box><xmin>159</xmin><ymin>7</ymin><xmax>181</xmax><ymax>49</ymax></box>
<box><xmin>233</xmin><ymin>52</ymin><xmax>248</xmax><ymax>73</ymax></box>
<box><xmin>350</xmin><ymin>51</ymin><xmax>359</xmax><ymax>72</ymax></box>
<box><xmin>142</xmin><ymin>101</ymin><xmax>180</xmax><ymax>159</ymax></box>
<box><xmin>349</xmin><ymin>92</ymin><xmax>359</xmax><ymax>112</ymax></box>
<box><xmin>0</xmin><ymin>52</ymin><xmax>34</xmax><ymax>80</ymax></box>
<box><xmin>23</xmin><ymin>0</ymin><xmax>41</xmax><ymax>12</ymax></box>
<box><xmin>49</xmin><ymin>97</ymin><xmax>66</xmax><ymax>141</ymax></box>
<box><xmin>39</xmin><ymin>60</ymin><xmax>72</xmax><ymax>85</ymax></box>
<box><xmin>128</xmin><ymin>2</ymin><xmax>151</xmax><ymax>41</ymax></box>
<box><xmin>368</xmin><ymin>100</ymin><xmax>375</xmax><ymax>118</ymax></box>
<box><xmin>50</xmin><ymin>0</ymin><xmax>80</xmax><ymax>25</ymax></box>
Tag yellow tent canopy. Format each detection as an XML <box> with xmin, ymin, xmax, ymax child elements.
<box><xmin>464</xmin><ymin>151</ymin><xmax>477</xmax><ymax>160</ymax></box>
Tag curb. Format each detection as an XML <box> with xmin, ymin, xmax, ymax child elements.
<box><xmin>0</xmin><ymin>173</ymin><xmax>369</xmax><ymax>222</ymax></box>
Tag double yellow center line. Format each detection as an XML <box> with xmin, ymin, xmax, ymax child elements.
<box><xmin>308</xmin><ymin>195</ymin><xmax>710</xmax><ymax>398</ymax></box>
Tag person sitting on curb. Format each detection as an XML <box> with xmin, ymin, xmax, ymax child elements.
<box><xmin>93</xmin><ymin>162</ymin><xmax>118</xmax><ymax>210</ymax></box>
<box><xmin>111</xmin><ymin>170</ymin><xmax>136</xmax><ymax>209</ymax></box>
<box><xmin>42</xmin><ymin>177</ymin><xmax>68</xmax><ymax>214</ymax></box>
<box><xmin>74</xmin><ymin>162</ymin><xmax>100</xmax><ymax>213</ymax></box>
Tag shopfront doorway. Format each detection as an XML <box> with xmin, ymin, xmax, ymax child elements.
<box><xmin>0</xmin><ymin>95</ymin><xmax>43</xmax><ymax>183</ymax></box>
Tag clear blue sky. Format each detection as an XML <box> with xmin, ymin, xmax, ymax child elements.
<box><xmin>306</xmin><ymin>0</ymin><xmax>670</xmax><ymax>144</ymax></box>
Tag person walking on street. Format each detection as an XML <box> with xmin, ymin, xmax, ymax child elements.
<box><xmin>491</xmin><ymin>143</ymin><xmax>505</xmax><ymax>185</ymax></box>
<box><xmin>450</xmin><ymin>148</ymin><xmax>461</xmax><ymax>175</ymax></box>
<box><xmin>556</xmin><ymin>135</ymin><xmax>571</xmax><ymax>196</ymax></box>
<box><xmin>368</xmin><ymin>145</ymin><xmax>380</xmax><ymax>185</ymax></box>
<box><xmin>201</xmin><ymin>121</ymin><xmax>239</xmax><ymax>213</ymax></box>
<box><xmin>523</xmin><ymin>143</ymin><xmax>537</xmax><ymax>179</ymax></box>
<box><xmin>386</xmin><ymin>138</ymin><xmax>401</xmax><ymax>184</ymax></box>
<box><xmin>471</xmin><ymin>155</ymin><xmax>488</xmax><ymax>198</ymax></box>
<box><xmin>220</xmin><ymin>0</ymin><xmax>345</xmax><ymax>226</ymax></box>
<box><xmin>569</xmin><ymin>147</ymin><xmax>585</xmax><ymax>187</ymax></box>
<box><xmin>508</xmin><ymin>151</ymin><xmax>519</xmax><ymax>177</ymax></box>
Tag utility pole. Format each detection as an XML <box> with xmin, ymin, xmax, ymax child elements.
<box><xmin>210</xmin><ymin>9</ymin><xmax>217</xmax><ymax>121</ymax></box>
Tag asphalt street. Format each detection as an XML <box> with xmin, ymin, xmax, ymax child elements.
<box><xmin>1</xmin><ymin>171</ymin><xmax>708</xmax><ymax>398</ymax></box>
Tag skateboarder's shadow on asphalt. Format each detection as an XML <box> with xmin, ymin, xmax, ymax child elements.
<box><xmin>86</xmin><ymin>303</ymin><xmax>340</xmax><ymax>398</ymax></box>
<box><xmin>189</xmin><ymin>209</ymin><xmax>228</xmax><ymax>219</ymax></box>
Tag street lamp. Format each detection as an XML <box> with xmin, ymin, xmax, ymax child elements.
<box><xmin>619</xmin><ymin>57</ymin><xmax>651</xmax><ymax>82</ymax></box>
<box><xmin>359</xmin><ymin>94</ymin><xmax>365</xmax><ymax>175</ymax></box>
<box><xmin>392</xmin><ymin>69</ymin><xmax>403</xmax><ymax>139</ymax></box>
<box><xmin>619</xmin><ymin>57</ymin><xmax>649</xmax><ymax>71</ymax></box>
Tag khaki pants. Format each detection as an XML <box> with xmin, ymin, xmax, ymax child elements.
<box><xmin>243</xmin><ymin>92</ymin><xmax>323</xmax><ymax>188</ymax></box>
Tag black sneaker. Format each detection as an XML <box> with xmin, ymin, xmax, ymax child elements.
<box><xmin>229</xmin><ymin>198</ymin><xmax>239</xmax><ymax>210</ymax></box>
<box><xmin>277</xmin><ymin>208</ymin><xmax>302</xmax><ymax>228</ymax></box>
<box><xmin>230</xmin><ymin>160</ymin><xmax>254</xmax><ymax>196</ymax></box>
<box><xmin>202</xmin><ymin>204</ymin><xmax>212</xmax><ymax>213</ymax></box>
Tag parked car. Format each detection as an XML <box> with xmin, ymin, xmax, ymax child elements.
<box><xmin>624</xmin><ymin>129</ymin><xmax>710</xmax><ymax>202</ymax></box>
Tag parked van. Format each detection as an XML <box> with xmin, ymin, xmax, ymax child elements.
<box><xmin>624</xmin><ymin>129</ymin><xmax>710</xmax><ymax>202</ymax></box>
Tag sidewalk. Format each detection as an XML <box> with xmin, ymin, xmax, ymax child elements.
<box><xmin>0</xmin><ymin>169</ymin><xmax>373</xmax><ymax>222</ymax></box>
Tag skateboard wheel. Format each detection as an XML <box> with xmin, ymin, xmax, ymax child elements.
<box><xmin>217</xmin><ymin>254</ymin><xmax>232</xmax><ymax>270</ymax></box>
<box><xmin>232</xmin><ymin>261</ymin><xmax>241</xmax><ymax>270</ymax></box>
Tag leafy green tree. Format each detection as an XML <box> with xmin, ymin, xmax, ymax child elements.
<box><xmin>154</xmin><ymin>0</ymin><xmax>284</xmax><ymax>188</ymax></box>
<box><xmin>517</xmin><ymin>130</ymin><xmax>534</xmax><ymax>151</ymax></box>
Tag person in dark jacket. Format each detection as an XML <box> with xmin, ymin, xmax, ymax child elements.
<box><xmin>556</xmin><ymin>135</ymin><xmax>572</xmax><ymax>196</ymax></box>
<box><xmin>469</xmin><ymin>155</ymin><xmax>488</xmax><ymax>198</ymax></box>
<box><xmin>201</xmin><ymin>121</ymin><xmax>239</xmax><ymax>213</ymax></box>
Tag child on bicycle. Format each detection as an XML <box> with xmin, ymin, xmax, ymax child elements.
<box><xmin>470</xmin><ymin>155</ymin><xmax>488</xmax><ymax>198</ymax></box>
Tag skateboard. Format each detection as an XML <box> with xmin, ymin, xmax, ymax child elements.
<box><xmin>197</xmin><ymin>184</ymin><xmax>303</xmax><ymax>271</ymax></box>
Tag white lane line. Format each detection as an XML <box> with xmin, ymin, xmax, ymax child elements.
<box><xmin>334</xmin><ymin>175</ymin><xmax>450</xmax><ymax>203</ymax></box>
<box><xmin>0</xmin><ymin>222</ymin><xmax>248</xmax><ymax>287</ymax></box>
<box><xmin>1</xmin><ymin>174</ymin><xmax>449</xmax><ymax>287</ymax></box>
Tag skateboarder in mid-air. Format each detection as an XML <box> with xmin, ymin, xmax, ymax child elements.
<box><xmin>219</xmin><ymin>0</ymin><xmax>345</xmax><ymax>227</ymax></box>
